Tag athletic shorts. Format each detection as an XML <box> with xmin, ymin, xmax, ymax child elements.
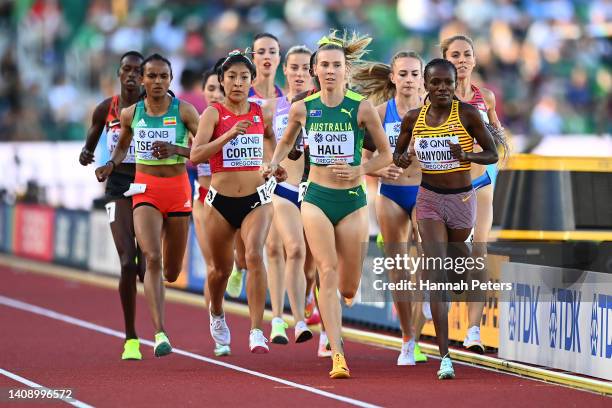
<box><xmin>302</xmin><ymin>182</ymin><xmax>367</xmax><ymax>226</ymax></box>
<box><xmin>106</xmin><ymin>171</ymin><xmax>135</xmax><ymax>200</ymax></box>
<box><xmin>205</xmin><ymin>178</ymin><xmax>276</xmax><ymax>229</ymax></box>
<box><xmin>132</xmin><ymin>171</ymin><xmax>192</xmax><ymax>217</ymax></box>
<box><xmin>378</xmin><ymin>183</ymin><xmax>419</xmax><ymax>214</ymax></box>
<box><xmin>274</xmin><ymin>182</ymin><xmax>300</xmax><ymax>208</ymax></box>
<box><xmin>416</xmin><ymin>182</ymin><xmax>476</xmax><ymax>230</ymax></box>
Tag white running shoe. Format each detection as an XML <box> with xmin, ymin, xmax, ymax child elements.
<box><xmin>249</xmin><ymin>328</ymin><xmax>269</xmax><ymax>354</ymax></box>
<box><xmin>317</xmin><ymin>332</ymin><xmax>332</xmax><ymax>358</ymax></box>
<box><xmin>294</xmin><ymin>320</ymin><xmax>313</xmax><ymax>343</ymax></box>
<box><xmin>397</xmin><ymin>339</ymin><xmax>416</xmax><ymax>366</ymax></box>
<box><xmin>209</xmin><ymin>311</ymin><xmax>231</xmax><ymax>346</ymax></box>
<box><xmin>463</xmin><ymin>325</ymin><xmax>485</xmax><ymax>354</ymax></box>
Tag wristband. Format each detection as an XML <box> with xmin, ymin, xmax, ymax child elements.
<box><xmin>106</xmin><ymin>160</ymin><xmax>116</xmax><ymax>171</ymax></box>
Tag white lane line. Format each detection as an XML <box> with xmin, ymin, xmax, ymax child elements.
<box><xmin>0</xmin><ymin>367</ymin><xmax>94</xmax><ymax>408</ymax></box>
<box><xmin>0</xmin><ymin>295</ymin><xmax>380</xmax><ymax>408</ymax></box>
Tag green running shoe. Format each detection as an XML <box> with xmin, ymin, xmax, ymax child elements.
<box><xmin>122</xmin><ymin>339</ymin><xmax>142</xmax><ymax>360</ymax></box>
<box><xmin>154</xmin><ymin>332</ymin><xmax>172</xmax><ymax>357</ymax></box>
<box><xmin>226</xmin><ymin>267</ymin><xmax>244</xmax><ymax>298</ymax></box>
<box><xmin>414</xmin><ymin>343</ymin><xmax>428</xmax><ymax>363</ymax></box>
<box><xmin>376</xmin><ymin>232</ymin><xmax>384</xmax><ymax>250</ymax></box>
<box><xmin>270</xmin><ymin>317</ymin><xmax>289</xmax><ymax>344</ymax></box>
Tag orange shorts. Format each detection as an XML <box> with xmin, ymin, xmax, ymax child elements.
<box><xmin>132</xmin><ymin>171</ymin><xmax>192</xmax><ymax>217</ymax></box>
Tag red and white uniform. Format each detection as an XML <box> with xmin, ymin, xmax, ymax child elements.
<box><xmin>209</xmin><ymin>102</ymin><xmax>265</xmax><ymax>173</ymax></box>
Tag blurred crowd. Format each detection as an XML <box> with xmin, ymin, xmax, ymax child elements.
<box><xmin>0</xmin><ymin>0</ymin><xmax>610</xmax><ymax>142</ymax></box>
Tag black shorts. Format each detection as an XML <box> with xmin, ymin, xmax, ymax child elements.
<box><xmin>106</xmin><ymin>171</ymin><xmax>135</xmax><ymax>200</ymax></box>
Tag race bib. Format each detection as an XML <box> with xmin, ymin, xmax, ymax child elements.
<box><xmin>107</xmin><ymin>127</ymin><xmax>136</xmax><ymax>163</ymax></box>
<box><xmin>123</xmin><ymin>183</ymin><xmax>146</xmax><ymax>197</ymax></box>
<box><xmin>274</xmin><ymin>113</ymin><xmax>289</xmax><ymax>142</ymax></box>
<box><xmin>308</xmin><ymin>131</ymin><xmax>355</xmax><ymax>165</ymax></box>
<box><xmin>104</xmin><ymin>202</ymin><xmax>116</xmax><ymax>224</ymax></box>
<box><xmin>257</xmin><ymin>177</ymin><xmax>277</xmax><ymax>205</ymax></box>
<box><xmin>384</xmin><ymin>121</ymin><xmax>402</xmax><ymax>148</ymax></box>
<box><xmin>222</xmin><ymin>134</ymin><xmax>264</xmax><ymax>168</ymax></box>
<box><xmin>133</xmin><ymin>127</ymin><xmax>177</xmax><ymax>161</ymax></box>
<box><xmin>205</xmin><ymin>185</ymin><xmax>218</xmax><ymax>207</ymax></box>
<box><xmin>414</xmin><ymin>134</ymin><xmax>460</xmax><ymax>171</ymax></box>
<box><xmin>298</xmin><ymin>182</ymin><xmax>308</xmax><ymax>202</ymax></box>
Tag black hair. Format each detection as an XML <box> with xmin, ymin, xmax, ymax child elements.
<box><xmin>252</xmin><ymin>32</ymin><xmax>280</xmax><ymax>51</ymax></box>
<box><xmin>141</xmin><ymin>53</ymin><xmax>173</xmax><ymax>77</ymax></box>
<box><xmin>423</xmin><ymin>58</ymin><xmax>457</xmax><ymax>83</ymax></box>
<box><xmin>139</xmin><ymin>53</ymin><xmax>175</xmax><ymax>100</ymax></box>
<box><xmin>180</xmin><ymin>68</ymin><xmax>201</xmax><ymax>90</ymax></box>
<box><xmin>117</xmin><ymin>51</ymin><xmax>143</xmax><ymax>75</ymax></box>
<box><xmin>202</xmin><ymin>58</ymin><xmax>225</xmax><ymax>93</ymax></box>
<box><xmin>119</xmin><ymin>51</ymin><xmax>144</xmax><ymax>63</ymax></box>
<box><xmin>218</xmin><ymin>52</ymin><xmax>257</xmax><ymax>85</ymax></box>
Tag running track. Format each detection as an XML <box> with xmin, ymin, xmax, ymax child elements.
<box><xmin>0</xmin><ymin>264</ymin><xmax>609</xmax><ymax>407</ymax></box>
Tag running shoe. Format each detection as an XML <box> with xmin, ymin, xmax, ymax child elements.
<box><xmin>154</xmin><ymin>332</ymin><xmax>172</xmax><ymax>357</ymax></box>
<box><xmin>305</xmin><ymin>307</ymin><xmax>321</xmax><ymax>325</ymax></box>
<box><xmin>414</xmin><ymin>343</ymin><xmax>428</xmax><ymax>363</ymax></box>
<box><xmin>376</xmin><ymin>232</ymin><xmax>384</xmax><ymax>250</ymax></box>
<box><xmin>318</xmin><ymin>333</ymin><xmax>332</xmax><ymax>358</ymax></box>
<box><xmin>214</xmin><ymin>343</ymin><xmax>231</xmax><ymax>357</ymax></box>
<box><xmin>249</xmin><ymin>329</ymin><xmax>269</xmax><ymax>354</ymax></box>
<box><xmin>122</xmin><ymin>338</ymin><xmax>142</xmax><ymax>360</ymax></box>
<box><xmin>463</xmin><ymin>325</ymin><xmax>485</xmax><ymax>354</ymax></box>
<box><xmin>437</xmin><ymin>354</ymin><xmax>455</xmax><ymax>380</ymax></box>
<box><xmin>226</xmin><ymin>266</ymin><xmax>244</xmax><ymax>298</ymax></box>
<box><xmin>294</xmin><ymin>321</ymin><xmax>313</xmax><ymax>343</ymax></box>
<box><xmin>397</xmin><ymin>339</ymin><xmax>416</xmax><ymax>366</ymax></box>
<box><xmin>270</xmin><ymin>317</ymin><xmax>289</xmax><ymax>344</ymax></box>
<box><xmin>209</xmin><ymin>311</ymin><xmax>231</xmax><ymax>346</ymax></box>
<box><xmin>329</xmin><ymin>353</ymin><xmax>350</xmax><ymax>379</ymax></box>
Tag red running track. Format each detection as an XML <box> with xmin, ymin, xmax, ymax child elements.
<box><xmin>0</xmin><ymin>265</ymin><xmax>609</xmax><ymax>408</ymax></box>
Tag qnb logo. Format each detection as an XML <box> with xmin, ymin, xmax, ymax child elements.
<box><xmin>419</xmin><ymin>139</ymin><xmax>428</xmax><ymax>149</ymax></box>
<box><xmin>230</xmin><ymin>138</ymin><xmax>239</xmax><ymax>146</ymax></box>
<box><xmin>549</xmin><ymin>288</ymin><xmax>582</xmax><ymax>353</ymax></box>
<box><xmin>314</xmin><ymin>133</ymin><xmax>324</xmax><ymax>143</ymax></box>
<box><xmin>590</xmin><ymin>293</ymin><xmax>612</xmax><ymax>359</ymax></box>
<box><xmin>508</xmin><ymin>283</ymin><xmax>540</xmax><ymax>345</ymax></box>
<box><xmin>138</xmin><ymin>130</ymin><xmax>146</xmax><ymax>138</ymax></box>
<box><xmin>393</xmin><ymin>123</ymin><xmax>401</xmax><ymax>133</ymax></box>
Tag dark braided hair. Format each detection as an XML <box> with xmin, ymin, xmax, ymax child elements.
<box><xmin>423</xmin><ymin>58</ymin><xmax>457</xmax><ymax>83</ymax></box>
<box><xmin>217</xmin><ymin>50</ymin><xmax>257</xmax><ymax>93</ymax></box>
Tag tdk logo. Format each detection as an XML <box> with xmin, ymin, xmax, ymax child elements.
<box><xmin>508</xmin><ymin>283</ymin><xmax>540</xmax><ymax>345</ymax></box>
<box><xmin>590</xmin><ymin>293</ymin><xmax>612</xmax><ymax>358</ymax></box>
<box><xmin>549</xmin><ymin>288</ymin><xmax>581</xmax><ymax>353</ymax></box>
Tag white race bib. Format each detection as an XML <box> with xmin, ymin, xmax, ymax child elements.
<box><xmin>133</xmin><ymin>127</ymin><xmax>177</xmax><ymax>161</ymax></box>
<box><xmin>205</xmin><ymin>185</ymin><xmax>218</xmax><ymax>207</ymax></box>
<box><xmin>104</xmin><ymin>202</ymin><xmax>116</xmax><ymax>224</ymax></box>
<box><xmin>384</xmin><ymin>121</ymin><xmax>401</xmax><ymax>148</ymax></box>
<box><xmin>107</xmin><ymin>127</ymin><xmax>136</xmax><ymax>163</ymax></box>
<box><xmin>308</xmin><ymin>131</ymin><xmax>355</xmax><ymax>165</ymax></box>
<box><xmin>414</xmin><ymin>134</ymin><xmax>460</xmax><ymax>171</ymax></box>
<box><xmin>257</xmin><ymin>177</ymin><xmax>277</xmax><ymax>205</ymax></box>
<box><xmin>222</xmin><ymin>134</ymin><xmax>264</xmax><ymax>168</ymax></box>
<box><xmin>123</xmin><ymin>183</ymin><xmax>146</xmax><ymax>197</ymax></box>
<box><xmin>298</xmin><ymin>182</ymin><xmax>308</xmax><ymax>202</ymax></box>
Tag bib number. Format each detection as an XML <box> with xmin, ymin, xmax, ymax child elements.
<box><xmin>104</xmin><ymin>202</ymin><xmax>116</xmax><ymax>224</ymax></box>
<box><xmin>298</xmin><ymin>182</ymin><xmax>308</xmax><ymax>202</ymax></box>
<box><xmin>257</xmin><ymin>177</ymin><xmax>277</xmax><ymax>205</ymax></box>
<box><xmin>205</xmin><ymin>186</ymin><xmax>218</xmax><ymax>207</ymax></box>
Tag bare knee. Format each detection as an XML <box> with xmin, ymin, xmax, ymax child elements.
<box><xmin>265</xmin><ymin>240</ymin><xmax>283</xmax><ymax>260</ymax></box>
<box><xmin>118</xmin><ymin>252</ymin><xmax>138</xmax><ymax>275</ymax></box>
<box><xmin>143</xmin><ymin>251</ymin><xmax>162</xmax><ymax>271</ymax></box>
<box><xmin>339</xmin><ymin>285</ymin><xmax>358</xmax><ymax>300</ymax></box>
<box><xmin>164</xmin><ymin>267</ymin><xmax>181</xmax><ymax>283</ymax></box>
<box><xmin>317</xmin><ymin>265</ymin><xmax>338</xmax><ymax>289</ymax></box>
<box><xmin>285</xmin><ymin>242</ymin><xmax>305</xmax><ymax>263</ymax></box>
<box><xmin>245</xmin><ymin>248</ymin><xmax>264</xmax><ymax>270</ymax></box>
